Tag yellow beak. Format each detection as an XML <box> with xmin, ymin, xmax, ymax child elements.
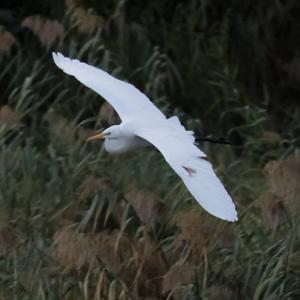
<box><xmin>86</xmin><ymin>131</ymin><xmax>107</xmax><ymax>142</ymax></box>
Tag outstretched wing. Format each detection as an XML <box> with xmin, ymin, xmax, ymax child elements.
<box><xmin>134</xmin><ymin>125</ymin><xmax>238</xmax><ymax>222</ymax></box>
<box><xmin>52</xmin><ymin>52</ymin><xmax>238</xmax><ymax>221</ymax></box>
<box><xmin>52</xmin><ymin>52</ymin><xmax>166</xmax><ymax>121</ymax></box>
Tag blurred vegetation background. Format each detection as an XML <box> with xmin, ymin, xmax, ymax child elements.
<box><xmin>0</xmin><ymin>0</ymin><xmax>299</xmax><ymax>299</ymax></box>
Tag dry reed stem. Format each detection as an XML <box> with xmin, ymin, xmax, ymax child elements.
<box><xmin>44</xmin><ymin>109</ymin><xmax>76</xmax><ymax>144</ymax></box>
<box><xmin>264</xmin><ymin>156</ymin><xmax>300</xmax><ymax>215</ymax></box>
<box><xmin>0</xmin><ymin>105</ymin><xmax>21</xmax><ymax>129</ymax></box>
<box><xmin>204</xmin><ymin>285</ymin><xmax>235</xmax><ymax>300</ymax></box>
<box><xmin>173</xmin><ymin>210</ymin><xmax>217</xmax><ymax>263</ymax></box>
<box><xmin>257</xmin><ymin>192</ymin><xmax>284</xmax><ymax>232</ymax></box>
<box><xmin>0</xmin><ymin>224</ymin><xmax>23</xmax><ymax>255</ymax></box>
<box><xmin>21</xmin><ymin>15</ymin><xmax>64</xmax><ymax>49</ymax></box>
<box><xmin>73</xmin><ymin>8</ymin><xmax>103</xmax><ymax>34</ymax></box>
<box><xmin>65</xmin><ymin>0</ymin><xmax>103</xmax><ymax>34</ymax></box>
<box><xmin>53</xmin><ymin>227</ymin><xmax>138</xmax><ymax>275</ymax></box>
<box><xmin>0</xmin><ymin>27</ymin><xmax>16</xmax><ymax>58</ymax></box>
<box><xmin>125</xmin><ymin>186</ymin><xmax>167</xmax><ymax>225</ymax></box>
<box><xmin>261</xmin><ymin>131</ymin><xmax>281</xmax><ymax>144</ymax></box>
<box><xmin>135</xmin><ymin>233</ymin><xmax>168</xmax><ymax>297</ymax></box>
<box><xmin>65</xmin><ymin>0</ymin><xmax>76</xmax><ymax>8</ymax></box>
<box><xmin>79</xmin><ymin>175</ymin><xmax>110</xmax><ymax>200</ymax></box>
<box><xmin>162</xmin><ymin>264</ymin><xmax>196</xmax><ymax>299</ymax></box>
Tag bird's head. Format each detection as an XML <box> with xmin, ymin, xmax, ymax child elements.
<box><xmin>86</xmin><ymin>125</ymin><xmax>121</xmax><ymax>142</ymax></box>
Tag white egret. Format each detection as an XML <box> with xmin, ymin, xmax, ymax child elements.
<box><xmin>52</xmin><ymin>52</ymin><xmax>238</xmax><ymax>222</ymax></box>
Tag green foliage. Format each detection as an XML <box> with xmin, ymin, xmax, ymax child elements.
<box><xmin>0</xmin><ymin>0</ymin><xmax>299</xmax><ymax>299</ymax></box>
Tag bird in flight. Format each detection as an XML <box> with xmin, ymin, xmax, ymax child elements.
<box><xmin>52</xmin><ymin>52</ymin><xmax>238</xmax><ymax>222</ymax></box>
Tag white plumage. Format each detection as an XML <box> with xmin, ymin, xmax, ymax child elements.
<box><xmin>52</xmin><ymin>52</ymin><xmax>238</xmax><ymax>222</ymax></box>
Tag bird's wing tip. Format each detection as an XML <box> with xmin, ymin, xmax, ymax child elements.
<box><xmin>219</xmin><ymin>203</ymin><xmax>238</xmax><ymax>222</ymax></box>
<box><xmin>52</xmin><ymin>52</ymin><xmax>61</xmax><ymax>68</ymax></box>
<box><xmin>52</xmin><ymin>52</ymin><xmax>75</xmax><ymax>75</ymax></box>
<box><xmin>212</xmin><ymin>209</ymin><xmax>238</xmax><ymax>222</ymax></box>
<box><xmin>57</xmin><ymin>52</ymin><xmax>65</xmax><ymax>60</ymax></box>
<box><xmin>227</xmin><ymin>214</ymin><xmax>238</xmax><ymax>222</ymax></box>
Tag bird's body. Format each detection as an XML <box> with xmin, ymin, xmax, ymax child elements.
<box><xmin>103</xmin><ymin>123</ymin><xmax>150</xmax><ymax>154</ymax></box>
<box><xmin>52</xmin><ymin>52</ymin><xmax>238</xmax><ymax>222</ymax></box>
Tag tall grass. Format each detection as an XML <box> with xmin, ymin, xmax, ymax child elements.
<box><xmin>0</xmin><ymin>0</ymin><xmax>299</xmax><ymax>299</ymax></box>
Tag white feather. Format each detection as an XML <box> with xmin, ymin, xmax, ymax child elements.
<box><xmin>52</xmin><ymin>52</ymin><xmax>165</xmax><ymax>120</ymax></box>
<box><xmin>52</xmin><ymin>52</ymin><xmax>238</xmax><ymax>222</ymax></box>
<box><xmin>134</xmin><ymin>126</ymin><xmax>238</xmax><ymax>222</ymax></box>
